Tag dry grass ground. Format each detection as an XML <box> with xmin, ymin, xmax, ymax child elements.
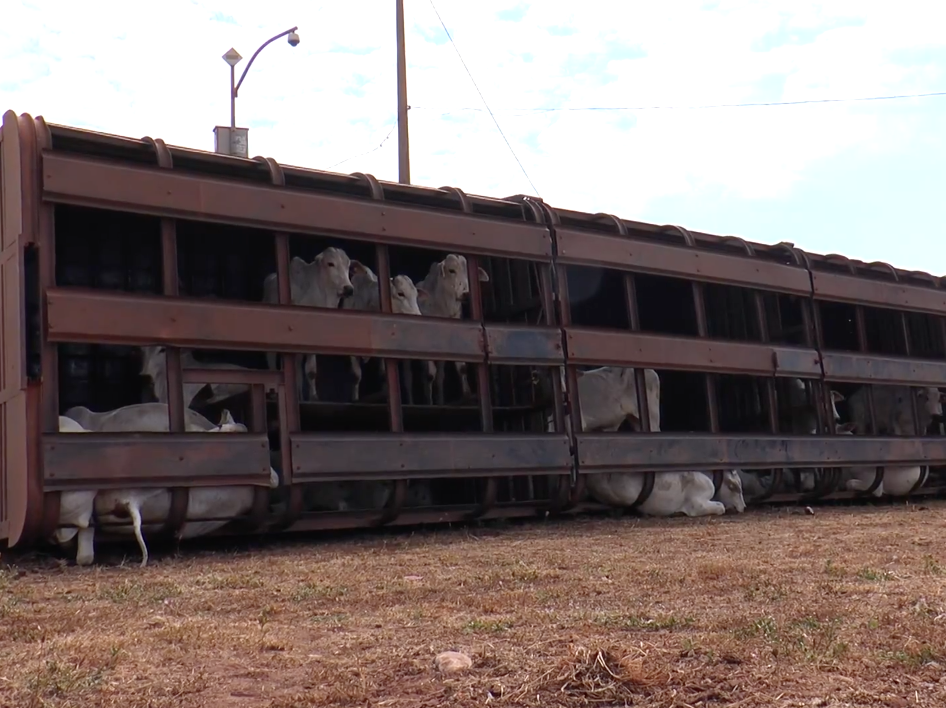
<box><xmin>4</xmin><ymin>502</ymin><xmax>946</xmax><ymax>707</ymax></box>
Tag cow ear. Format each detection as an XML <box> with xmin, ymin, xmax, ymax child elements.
<box><xmin>415</xmin><ymin>286</ymin><xmax>429</xmax><ymax>303</ymax></box>
<box><xmin>290</xmin><ymin>256</ymin><xmax>308</xmax><ymax>280</ymax></box>
<box><xmin>350</xmin><ymin>260</ymin><xmax>368</xmax><ymax>276</ymax></box>
<box><xmin>438</xmin><ymin>260</ymin><xmax>447</xmax><ymax>278</ymax></box>
<box><xmin>219</xmin><ymin>409</ymin><xmax>235</xmax><ymax>426</ymax></box>
<box><xmin>939</xmin><ymin>391</ymin><xmax>946</xmax><ymax>403</ymax></box>
<box><xmin>830</xmin><ymin>390</ymin><xmax>845</xmax><ymax>403</ymax></box>
<box><xmin>477</xmin><ymin>266</ymin><xmax>490</xmax><ymax>283</ymax></box>
<box><xmin>836</xmin><ymin>421</ymin><xmax>856</xmax><ymax>434</ymax></box>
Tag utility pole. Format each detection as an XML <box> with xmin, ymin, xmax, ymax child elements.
<box><xmin>396</xmin><ymin>0</ymin><xmax>411</xmax><ymax>184</ymax></box>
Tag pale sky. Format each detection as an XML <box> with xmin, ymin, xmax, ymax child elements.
<box><xmin>3</xmin><ymin>1</ymin><xmax>945</xmax><ymax>274</ymax></box>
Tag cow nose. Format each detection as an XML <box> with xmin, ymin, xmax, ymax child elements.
<box><xmin>342</xmin><ymin>285</ymin><xmax>354</xmax><ymax>297</ymax></box>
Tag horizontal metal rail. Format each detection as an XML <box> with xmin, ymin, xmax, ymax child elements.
<box><xmin>42</xmin><ymin>433</ymin><xmax>273</xmax><ymax>490</ymax></box>
<box><xmin>555</xmin><ymin>227</ymin><xmax>812</xmax><ymax>296</ymax></box>
<box><xmin>41</xmin><ymin>153</ymin><xmax>552</xmax><ymax>259</ymax></box>
<box><xmin>565</xmin><ymin>327</ymin><xmax>822</xmax><ymax>377</ymax></box>
<box><xmin>565</xmin><ymin>327</ymin><xmax>946</xmax><ymax>386</ymax></box>
<box><xmin>821</xmin><ymin>352</ymin><xmax>946</xmax><ymax>387</ymax></box>
<box><xmin>45</xmin><ymin>288</ymin><xmax>565</xmax><ymax>364</ymax></box>
<box><xmin>291</xmin><ymin>432</ymin><xmax>572</xmax><ymax>481</ymax></box>
<box><xmin>811</xmin><ymin>270</ymin><xmax>946</xmax><ymax>315</ymax></box>
<box><xmin>577</xmin><ymin>434</ymin><xmax>946</xmax><ymax>472</ymax></box>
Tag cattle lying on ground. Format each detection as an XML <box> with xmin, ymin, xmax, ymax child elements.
<box><xmin>52</xmin><ymin>406</ymin><xmax>279</xmax><ymax>567</ymax></box>
<box><xmin>545</xmin><ymin>365</ymin><xmax>746</xmax><ymax>517</ymax></box>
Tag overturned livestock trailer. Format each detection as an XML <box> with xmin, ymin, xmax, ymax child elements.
<box><xmin>1</xmin><ymin>109</ymin><xmax>945</xmax><ymax>555</ymax></box>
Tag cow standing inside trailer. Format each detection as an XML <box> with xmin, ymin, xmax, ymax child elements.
<box><xmin>261</xmin><ymin>247</ymin><xmax>356</xmax><ymax>401</ymax></box>
<box><xmin>415</xmin><ymin>254</ymin><xmax>490</xmax><ymax>405</ymax></box>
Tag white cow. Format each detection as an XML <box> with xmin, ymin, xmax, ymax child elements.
<box><xmin>604</xmin><ymin>469</ymin><xmax>746</xmax><ymax>517</ymax></box>
<box><xmin>261</xmin><ymin>247</ymin><xmax>355</xmax><ymax>401</ymax></box>
<box><xmin>844</xmin><ymin>385</ymin><xmax>945</xmax><ymax>436</ymax></box>
<box><xmin>51</xmin><ymin>416</ymin><xmax>98</xmax><ymax>567</ymax></box>
<box><xmin>415</xmin><ymin>254</ymin><xmax>490</xmax><ymax>405</ymax></box>
<box><xmin>836</xmin><ymin>421</ymin><xmax>924</xmax><ymax>497</ymax></box>
<box><xmin>568</xmin><ymin>366</ymin><xmax>661</xmax><ymax>433</ymax></box>
<box><xmin>139</xmin><ymin>345</ymin><xmax>261</xmax><ymax>409</ymax></box>
<box><xmin>63</xmin><ymin>402</ymin><xmax>219</xmax><ymax>432</ymax></box>
<box><xmin>53</xmin><ymin>406</ymin><xmax>278</xmax><ymax>567</ymax></box>
<box><xmin>304</xmin><ymin>261</ymin><xmax>426</xmax><ymax>402</ymax></box>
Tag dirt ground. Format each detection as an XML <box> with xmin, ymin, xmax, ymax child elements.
<box><xmin>4</xmin><ymin>502</ymin><xmax>946</xmax><ymax>708</ymax></box>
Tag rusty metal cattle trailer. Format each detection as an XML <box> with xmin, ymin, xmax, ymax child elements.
<box><xmin>2</xmin><ymin>109</ymin><xmax>946</xmax><ymax>551</ymax></box>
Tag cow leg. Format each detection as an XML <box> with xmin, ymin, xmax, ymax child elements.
<box><xmin>75</xmin><ymin>526</ymin><xmax>96</xmax><ymax>566</ymax></box>
<box><xmin>403</xmin><ymin>360</ymin><xmax>414</xmax><ymax>405</ymax></box>
<box><xmin>845</xmin><ymin>478</ymin><xmax>884</xmax><ymax>496</ymax></box>
<box><xmin>350</xmin><ymin>356</ymin><xmax>362</xmax><ymax>402</ymax></box>
<box><xmin>454</xmin><ymin>360</ymin><xmax>472</xmax><ymax>399</ymax></box>
<box><xmin>434</xmin><ymin>362</ymin><xmax>446</xmax><ymax>406</ymax></box>
<box><xmin>424</xmin><ymin>360</ymin><xmax>436</xmax><ymax>405</ymax></box>
<box><xmin>303</xmin><ymin>354</ymin><xmax>319</xmax><ymax>401</ymax></box>
<box><xmin>680</xmin><ymin>498</ymin><xmax>726</xmax><ymax>517</ymax></box>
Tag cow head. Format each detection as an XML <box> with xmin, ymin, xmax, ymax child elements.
<box><xmin>140</xmin><ymin>345</ymin><xmax>166</xmax><ymax>378</ymax></box>
<box><xmin>919</xmin><ymin>387</ymin><xmax>945</xmax><ymax>423</ymax></box>
<box><xmin>390</xmin><ymin>274</ymin><xmax>424</xmax><ymax>316</ymax></box>
<box><xmin>298</xmin><ymin>246</ymin><xmax>354</xmax><ymax>306</ymax></box>
<box><xmin>719</xmin><ymin>470</ymin><xmax>746</xmax><ymax>513</ymax></box>
<box><xmin>437</xmin><ymin>253</ymin><xmax>490</xmax><ymax>303</ymax></box>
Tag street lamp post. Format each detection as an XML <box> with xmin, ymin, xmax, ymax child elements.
<box><xmin>214</xmin><ymin>27</ymin><xmax>300</xmax><ymax>158</ymax></box>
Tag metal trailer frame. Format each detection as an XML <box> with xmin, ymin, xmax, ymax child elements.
<box><xmin>2</xmin><ymin>110</ymin><xmax>946</xmax><ymax>549</ymax></box>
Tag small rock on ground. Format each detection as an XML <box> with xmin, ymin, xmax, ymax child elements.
<box><xmin>435</xmin><ymin>651</ymin><xmax>473</xmax><ymax>674</ymax></box>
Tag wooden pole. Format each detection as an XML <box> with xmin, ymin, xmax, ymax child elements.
<box><xmin>396</xmin><ymin>0</ymin><xmax>411</xmax><ymax>184</ymax></box>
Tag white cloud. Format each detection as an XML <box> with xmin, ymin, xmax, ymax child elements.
<box><xmin>2</xmin><ymin>0</ymin><xmax>945</xmax><ymax>269</ymax></box>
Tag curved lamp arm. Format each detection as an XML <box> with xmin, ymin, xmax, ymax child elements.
<box><xmin>234</xmin><ymin>26</ymin><xmax>299</xmax><ymax>97</ymax></box>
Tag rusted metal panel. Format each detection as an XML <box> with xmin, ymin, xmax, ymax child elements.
<box><xmin>485</xmin><ymin>324</ymin><xmax>564</xmax><ymax>365</ymax></box>
<box><xmin>291</xmin><ymin>433</ymin><xmax>573</xmax><ymax>482</ymax></box>
<box><xmin>566</xmin><ymin>327</ymin><xmax>822</xmax><ymax>378</ymax></box>
<box><xmin>281</xmin><ymin>502</ymin><xmax>550</xmax><ymax>532</ymax></box>
<box><xmin>822</xmin><ymin>352</ymin><xmax>946</xmax><ymax>387</ymax></box>
<box><xmin>41</xmin><ymin>153</ymin><xmax>553</xmax><ymax>260</ymax></box>
<box><xmin>577</xmin><ymin>433</ymin><xmax>946</xmax><ymax>471</ymax></box>
<box><xmin>3</xmin><ymin>389</ymin><xmax>28</xmax><ymax>543</ymax></box>
<box><xmin>811</xmin><ymin>270</ymin><xmax>946</xmax><ymax>316</ymax></box>
<box><xmin>45</xmin><ymin>287</ymin><xmax>486</xmax><ymax>361</ymax></box>
<box><xmin>555</xmin><ymin>227</ymin><xmax>812</xmax><ymax>296</ymax></box>
<box><xmin>42</xmin><ymin>433</ymin><xmax>273</xmax><ymax>491</ymax></box>
<box><xmin>2</xmin><ymin>112</ymin><xmax>23</xmax><ymax>251</ymax></box>
<box><xmin>0</xmin><ymin>112</ymin><xmax>30</xmax><ymax>544</ymax></box>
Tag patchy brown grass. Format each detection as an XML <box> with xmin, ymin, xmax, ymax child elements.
<box><xmin>4</xmin><ymin>501</ymin><xmax>946</xmax><ymax>706</ymax></box>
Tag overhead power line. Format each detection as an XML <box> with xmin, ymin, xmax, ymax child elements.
<box><xmin>427</xmin><ymin>0</ymin><xmax>541</xmax><ymax>197</ymax></box>
<box><xmin>412</xmin><ymin>89</ymin><xmax>946</xmax><ymax>114</ymax></box>
<box><xmin>328</xmin><ymin>119</ymin><xmax>397</xmax><ymax>170</ymax></box>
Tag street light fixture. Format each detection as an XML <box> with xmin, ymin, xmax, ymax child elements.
<box><xmin>214</xmin><ymin>26</ymin><xmax>300</xmax><ymax>158</ymax></box>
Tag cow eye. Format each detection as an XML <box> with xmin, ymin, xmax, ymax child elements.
<box><xmin>328</xmin><ymin>262</ymin><xmax>335</xmax><ymax>268</ymax></box>
<box><xmin>448</xmin><ymin>269</ymin><xmax>456</xmax><ymax>275</ymax></box>
<box><xmin>396</xmin><ymin>291</ymin><xmax>405</xmax><ymax>298</ymax></box>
